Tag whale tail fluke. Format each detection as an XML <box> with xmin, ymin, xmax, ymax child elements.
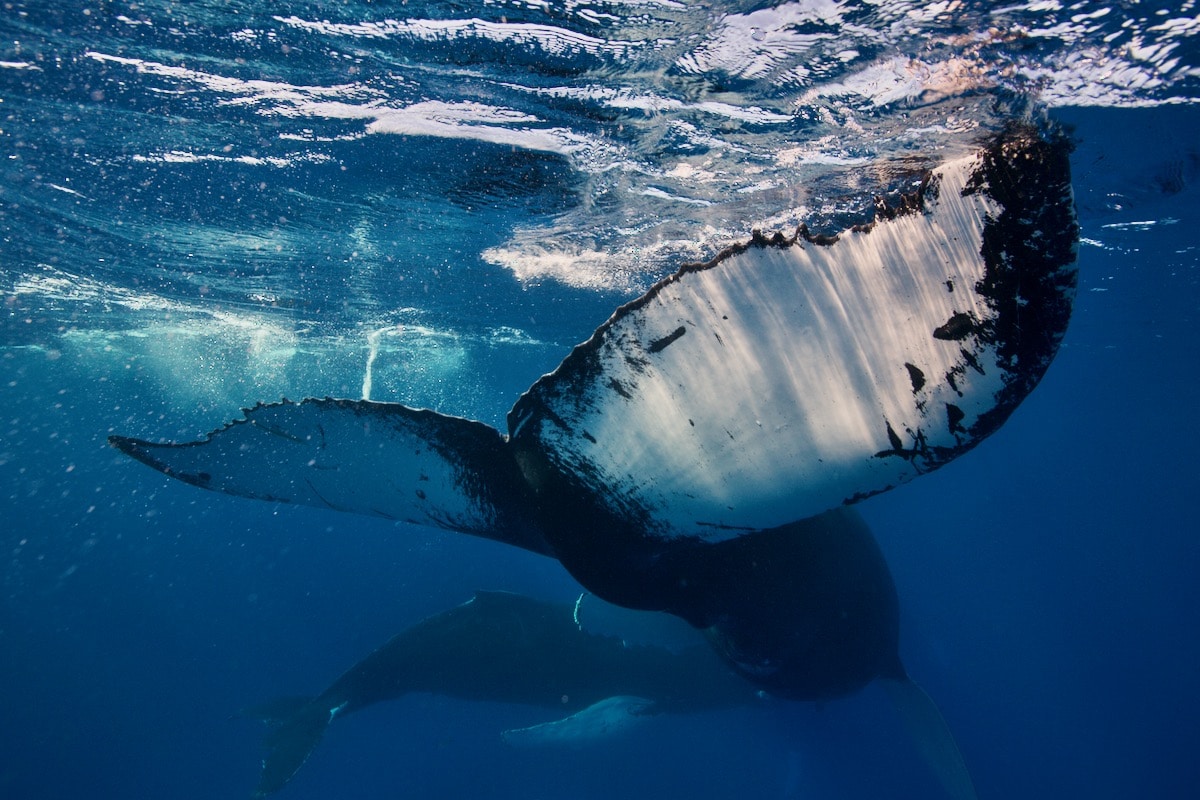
<box><xmin>242</xmin><ymin>696</ymin><xmax>332</xmax><ymax>798</ymax></box>
<box><xmin>108</xmin><ymin>399</ymin><xmax>551</xmax><ymax>558</ymax></box>
<box><xmin>880</xmin><ymin>677</ymin><xmax>979</xmax><ymax>800</ymax></box>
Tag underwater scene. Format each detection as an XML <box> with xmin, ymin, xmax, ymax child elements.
<box><xmin>2</xmin><ymin>2</ymin><xmax>1199</xmax><ymax>798</ymax></box>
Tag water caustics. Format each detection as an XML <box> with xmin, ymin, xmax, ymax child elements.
<box><xmin>3</xmin><ymin>2</ymin><xmax>1198</xmax><ymax>420</ymax></box>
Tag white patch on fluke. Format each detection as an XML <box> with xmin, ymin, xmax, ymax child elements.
<box><xmin>516</xmin><ymin>150</ymin><xmax>1010</xmax><ymax>540</ymax></box>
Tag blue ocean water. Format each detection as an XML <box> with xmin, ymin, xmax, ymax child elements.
<box><xmin>2</xmin><ymin>2</ymin><xmax>1198</xmax><ymax>798</ymax></box>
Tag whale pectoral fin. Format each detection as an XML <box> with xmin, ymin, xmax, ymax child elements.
<box><xmin>501</xmin><ymin>696</ymin><xmax>658</xmax><ymax>749</ymax></box>
<box><xmin>110</xmin><ymin>398</ymin><xmax>550</xmax><ymax>556</ymax></box>
<box><xmin>880</xmin><ymin>677</ymin><xmax>979</xmax><ymax>800</ymax></box>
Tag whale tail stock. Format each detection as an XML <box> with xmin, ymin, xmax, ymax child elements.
<box><xmin>241</xmin><ymin>696</ymin><xmax>333</xmax><ymax>798</ymax></box>
<box><xmin>881</xmin><ymin>676</ymin><xmax>979</xmax><ymax>800</ymax></box>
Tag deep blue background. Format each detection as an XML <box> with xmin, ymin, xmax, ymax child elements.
<box><xmin>2</xmin><ymin>88</ymin><xmax>1198</xmax><ymax>800</ymax></box>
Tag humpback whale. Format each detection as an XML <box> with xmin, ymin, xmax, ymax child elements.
<box><xmin>111</xmin><ymin>121</ymin><xmax>1077</xmax><ymax>681</ymax></box>
<box><xmin>111</xmin><ymin>120</ymin><xmax>1076</xmax><ymax>796</ymax></box>
<box><xmin>244</xmin><ymin>588</ymin><xmax>757</xmax><ymax>796</ymax></box>
<box><xmin>244</xmin><ymin>511</ymin><xmax>972</xmax><ymax>800</ymax></box>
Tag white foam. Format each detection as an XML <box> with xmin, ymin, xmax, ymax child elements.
<box><xmin>272</xmin><ymin>15</ymin><xmax>646</xmax><ymax>59</ymax></box>
<box><xmin>800</xmin><ymin>56</ymin><xmax>992</xmax><ymax>108</ymax></box>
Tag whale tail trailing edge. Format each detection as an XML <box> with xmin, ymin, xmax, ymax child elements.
<box><xmin>881</xmin><ymin>677</ymin><xmax>979</xmax><ymax>800</ymax></box>
<box><xmin>242</xmin><ymin>696</ymin><xmax>332</xmax><ymax>798</ymax></box>
<box><xmin>108</xmin><ymin>398</ymin><xmax>551</xmax><ymax>557</ymax></box>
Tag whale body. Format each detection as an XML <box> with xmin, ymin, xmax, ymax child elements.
<box><xmin>244</xmin><ymin>589</ymin><xmax>756</xmax><ymax>796</ymax></box>
<box><xmin>244</xmin><ymin>511</ymin><xmax>974</xmax><ymax>800</ymax></box>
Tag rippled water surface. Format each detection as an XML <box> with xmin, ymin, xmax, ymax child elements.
<box><xmin>3</xmin><ymin>2</ymin><xmax>1199</xmax><ymax>799</ymax></box>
